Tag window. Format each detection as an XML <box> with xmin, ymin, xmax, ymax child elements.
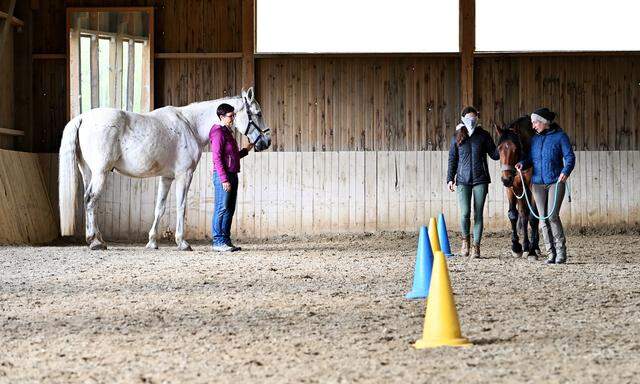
<box><xmin>476</xmin><ymin>0</ymin><xmax>640</xmax><ymax>52</ymax></box>
<box><xmin>79</xmin><ymin>35</ymin><xmax>91</xmax><ymax>113</ymax></box>
<box><xmin>256</xmin><ymin>0</ymin><xmax>459</xmax><ymax>53</ymax></box>
<box><xmin>98</xmin><ymin>37</ymin><xmax>110</xmax><ymax>108</ymax></box>
<box><xmin>68</xmin><ymin>9</ymin><xmax>153</xmax><ymax>117</ymax></box>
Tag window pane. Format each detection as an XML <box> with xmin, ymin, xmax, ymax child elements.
<box><xmin>80</xmin><ymin>36</ymin><xmax>91</xmax><ymax>113</ymax></box>
<box><xmin>133</xmin><ymin>42</ymin><xmax>143</xmax><ymax>113</ymax></box>
<box><xmin>98</xmin><ymin>38</ymin><xmax>110</xmax><ymax>107</ymax></box>
<box><xmin>122</xmin><ymin>41</ymin><xmax>129</xmax><ymax>110</ymax></box>
<box><xmin>257</xmin><ymin>0</ymin><xmax>459</xmax><ymax>53</ymax></box>
<box><xmin>477</xmin><ymin>0</ymin><xmax>640</xmax><ymax>51</ymax></box>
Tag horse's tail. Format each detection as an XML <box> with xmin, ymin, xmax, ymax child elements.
<box><xmin>59</xmin><ymin>116</ymin><xmax>82</xmax><ymax>236</ymax></box>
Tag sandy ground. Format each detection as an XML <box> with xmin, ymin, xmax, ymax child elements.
<box><xmin>1</xmin><ymin>233</ymin><xmax>640</xmax><ymax>383</ymax></box>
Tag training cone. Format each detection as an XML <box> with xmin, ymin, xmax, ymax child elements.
<box><xmin>405</xmin><ymin>226</ymin><xmax>434</xmax><ymax>300</ymax></box>
<box><xmin>437</xmin><ymin>213</ymin><xmax>453</xmax><ymax>257</ymax></box>
<box><xmin>428</xmin><ymin>217</ymin><xmax>441</xmax><ymax>254</ymax></box>
<box><xmin>414</xmin><ymin>251</ymin><xmax>471</xmax><ymax>349</ymax></box>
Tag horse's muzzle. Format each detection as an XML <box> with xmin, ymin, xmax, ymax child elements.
<box><xmin>254</xmin><ymin>134</ymin><xmax>271</xmax><ymax>152</ymax></box>
<box><xmin>501</xmin><ymin>176</ymin><xmax>514</xmax><ymax>187</ymax></box>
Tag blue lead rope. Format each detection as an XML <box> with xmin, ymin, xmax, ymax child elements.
<box><xmin>515</xmin><ymin>168</ymin><xmax>566</xmax><ymax>221</ymax></box>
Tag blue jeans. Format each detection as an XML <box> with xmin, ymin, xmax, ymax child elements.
<box><xmin>212</xmin><ymin>172</ymin><xmax>238</xmax><ymax>246</ymax></box>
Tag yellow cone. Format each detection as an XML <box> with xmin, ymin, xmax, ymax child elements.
<box><xmin>414</xmin><ymin>251</ymin><xmax>471</xmax><ymax>349</ymax></box>
<box><xmin>428</xmin><ymin>217</ymin><xmax>441</xmax><ymax>254</ymax></box>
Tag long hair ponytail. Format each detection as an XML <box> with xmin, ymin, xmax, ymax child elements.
<box><xmin>456</xmin><ymin>127</ymin><xmax>469</xmax><ymax>146</ymax></box>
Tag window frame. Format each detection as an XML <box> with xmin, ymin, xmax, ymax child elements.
<box><xmin>66</xmin><ymin>7</ymin><xmax>154</xmax><ymax>119</ymax></box>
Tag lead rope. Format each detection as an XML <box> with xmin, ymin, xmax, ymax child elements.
<box><xmin>514</xmin><ymin>167</ymin><xmax>563</xmax><ymax>221</ymax></box>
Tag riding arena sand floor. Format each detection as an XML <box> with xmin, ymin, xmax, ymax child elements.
<box><xmin>1</xmin><ymin>232</ymin><xmax>639</xmax><ymax>383</ymax></box>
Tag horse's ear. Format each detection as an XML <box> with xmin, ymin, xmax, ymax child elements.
<box><xmin>493</xmin><ymin>122</ymin><xmax>502</xmax><ymax>135</ymax></box>
<box><xmin>246</xmin><ymin>87</ymin><xmax>255</xmax><ymax>103</ymax></box>
<box><xmin>241</xmin><ymin>88</ymin><xmax>247</xmax><ymax>98</ymax></box>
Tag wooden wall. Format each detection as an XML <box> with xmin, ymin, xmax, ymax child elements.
<box><xmin>475</xmin><ymin>56</ymin><xmax>640</xmax><ymax>151</ymax></box>
<box><xmin>256</xmin><ymin>57</ymin><xmax>461</xmax><ymax>151</ymax></box>
<box><xmin>38</xmin><ymin>150</ymin><xmax>640</xmax><ymax>241</ymax></box>
<box><xmin>30</xmin><ymin>0</ymin><xmax>243</xmax><ymax>152</ymax></box>
<box><xmin>0</xmin><ymin>4</ymin><xmax>15</xmax><ymax>150</ymax></box>
<box><xmin>24</xmin><ymin>1</ymin><xmax>640</xmax><ymax>153</ymax></box>
<box><xmin>257</xmin><ymin>55</ymin><xmax>640</xmax><ymax>152</ymax></box>
<box><xmin>31</xmin><ymin>0</ymin><xmax>241</xmax><ymax>53</ymax></box>
<box><xmin>0</xmin><ymin>149</ymin><xmax>58</xmax><ymax>244</ymax></box>
<box><xmin>0</xmin><ymin>18</ymin><xmax>13</xmax><ymax>127</ymax></box>
<box><xmin>155</xmin><ymin>59</ymin><xmax>242</xmax><ymax>109</ymax></box>
<box><xmin>7</xmin><ymin>1</ymin><xmax>639</xmax><ymax>242</ymax></box>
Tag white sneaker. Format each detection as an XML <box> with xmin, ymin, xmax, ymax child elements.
<box><xmin>212</xmin><ymin>244</ymin><xmax>234</xmax><ymax>252</ymax></box>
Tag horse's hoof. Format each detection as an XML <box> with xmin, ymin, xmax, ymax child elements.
<box><xmin>145</xmin><ymin>241</ymin><xmax>158</xmax><ymax>250</ymax></box>
<box><xmin>511</xmin><ymin>251</ymin><xmax>523</xmax><ymax>258</ymax></box>
<box><xmin>177</xmin><ymin>243</ymin><xmax>193</xmax><ymax>251</ymax></box>
<box><xmin>527</xmin><ymin>253</ymin><xmax>538</xmax><ymax>261</ymax></box>
<box><xmin>89</xmin><ymin>240</ymin><xmax>107</xmax><ymax>250</ymax></box>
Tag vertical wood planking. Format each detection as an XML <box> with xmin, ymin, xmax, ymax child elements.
<box><xmin>312</xmin><ymin>151</ymin><xmax>324</xmax><ymax>232</ymax></box>
<box><xmin>301</xmin><ymin>152</ymin><xmax>314</xmax><ymax>233</ymax></box>
<box><xmin>376</xmin><ymin>151</ymin><xmax>389</xmax><ymax>230</ymax></box>
<box><xmin>364</xmin><ymin>151</ymin><xmax>377</xmax><ymax>232</ymax></box>
<box><xmin>338</xmin><ymin>151</ymin><xmax>350</xmax><ymax>232</ymax></box>
<box><xmin>25</xmin><ymin>150</ymin><xmax>640</xmax><ymax>242</ymax></box>
<box><xmin>326</xmin><ymin>151</ymin><xmax>337</xmax><ymax>232</ymax></box>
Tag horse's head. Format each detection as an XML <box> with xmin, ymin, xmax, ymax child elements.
<box><xmin>496</xmin><ymin>116</ymin><xmax>533</xmax><ymax>187</ymax></box>
<box><xmin>496</xmin><ymin>125</ymin><xmax>521</xmax><ymax>188</ymax></box>
<box><xmin>235</xmin><ymin>87</ymin><xmax>271</xmax><ymax>152</ymax></box>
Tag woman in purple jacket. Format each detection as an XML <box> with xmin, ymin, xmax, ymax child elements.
<box><xmin>210</xmin><ymin>103</ymin><xmax>253</xmax><ymax>252</ymax></box>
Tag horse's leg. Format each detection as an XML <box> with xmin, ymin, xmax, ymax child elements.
<box><xmin>529</xmin><ymin>192</ymin><xmax>541</xmax><ymax>256</ymax></box>
<box><xmin>519</xmin><ymin>201</ymin><xmax>535</xmax><ymax>260</ymax></box>
<box><xmin>78</xmin><ymin>161</ymin><xmax>92</xmax><ymax>242</ymax></box>
<box><xmin>146</xmin><ymin>176</ymin><xmax>174</xmax><ymax>249</ymax></box>
<box><xmin>508</xmin><ymin>195</ymin><xmax>523</xmax><ymax>257</ymax></box>
<box><xmin>174</xmin><ymin>170</ymin><xmax>194</xmax><ymax>251</ymax></box>
<box><xmin>84</xmin><ymin>170</ymin><xmax>108</xmax><ymax>250</ymax></box>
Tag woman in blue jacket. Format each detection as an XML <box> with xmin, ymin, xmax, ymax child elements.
<box><xmin>447</xmin><ymin>107</ymin><xmax>499</xmax><ymax>258</ymax></box>
<box><xmin>516</xmin><ymin>108</ymin><xmax>575</xmax><ymax>264</ymax></box>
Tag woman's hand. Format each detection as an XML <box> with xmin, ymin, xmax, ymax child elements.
<box><xmin>243</xmin><ymin>142</ymin><xmax>255</xmax><ymax>151</ymax></box>
<box><xmin>222</xmin><ymin>182</ymin><xmax>232</xmax><ymax>192</ymax></box>
<box><xmin>447</xmin><ymin>181</ymin><xmax>455</xmax><ymax>192</ymax></box>
<box><xmin>558</xmin><ymin>173</ymin><xmax>568</xmax><ymax>183</ymax></box>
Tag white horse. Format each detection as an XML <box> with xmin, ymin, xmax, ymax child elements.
<box><xmin>58</xmin><ymin>87</ymin><xmax>270</xmax><ymax>251</ymax></box>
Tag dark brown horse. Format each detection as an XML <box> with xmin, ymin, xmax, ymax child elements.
<box><xmin>496</xmin><ymin>117</ymin><xmax>541</xmax><ymax>259</ymax></box>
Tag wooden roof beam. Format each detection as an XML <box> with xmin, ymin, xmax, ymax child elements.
<box><xmin>460</xmin><ymin>0</ymin><xmax>475</xmax><ymax>108</ymax></box>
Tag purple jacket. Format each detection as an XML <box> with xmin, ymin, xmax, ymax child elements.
<box><xmin>209</xmin><ymin>124</ymin><xmax>248</xmax><ymax>183</ymax></box>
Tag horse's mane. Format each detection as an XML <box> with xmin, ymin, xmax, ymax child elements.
<box><xmin>507</xmin><ymin>116</ymin><xmax>531</xmax><ymax>131</ymax></box>
<box><xmin>498</xmin><ymin>115</ymin><xmax>535</xmax><ymax>154</ymax></box>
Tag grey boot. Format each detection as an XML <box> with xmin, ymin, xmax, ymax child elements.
<box><xmin>555</xmin><ymin>251</ymin><xmax>567</xmax><ymax>264</ymax></box>
<box><xmin>460</xmin><ymin>236</ymin><xmax>470</xmax><ymax>257</ymax></box>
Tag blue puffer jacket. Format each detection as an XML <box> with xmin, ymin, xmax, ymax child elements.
<box><xmin>520</xmin><ymin>123</ymin><xmax>575</xmax><ymax>185</ymax></box>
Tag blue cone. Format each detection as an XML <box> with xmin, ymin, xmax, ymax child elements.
<box><xmin>438</xmin><ymin>213</ymin><xmax>453</xmax><ymax>257</ymax></box>
<box><xmin>405</xmin><ymin>226</ymin><xmax>434</xmax><ymax>300</ymax></box>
